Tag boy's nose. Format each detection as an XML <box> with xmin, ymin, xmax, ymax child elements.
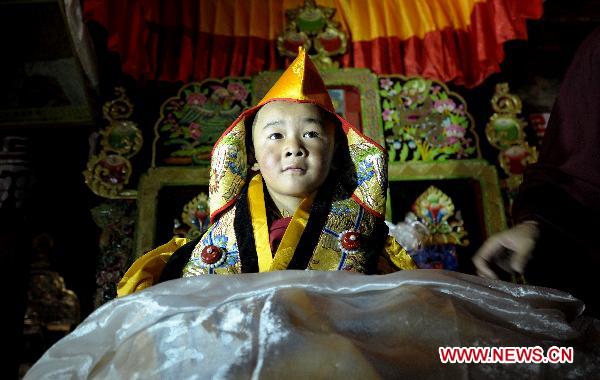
<box><xmin>285</xmin><ymin>148</ymin><xmax>305</xmax><ymax>157</ymax></box>
<box><xmin>284</xmin><ymin>138</ymin><xmax>306</xmax><ymax>157</ymax></box>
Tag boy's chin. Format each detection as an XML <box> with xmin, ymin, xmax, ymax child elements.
<box><xmin>274</xmin><ymin>186</ymin><xmax>317</xmax><ymax>199</ymax></box>
<box><xmin>265</xmin><ymin>178</ymin><xmax>328</xmax><ymax>199</ymax></box>
<box><xmin>279</xmin><ymin>190</ymin><xmax>313</xmax><ymax>198</ymax></box>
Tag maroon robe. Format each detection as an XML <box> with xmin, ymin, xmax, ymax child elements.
<box><xmin>268</xmin><ymin>217</ymin><xmax>292</xmax><ymax>254</ymax></box>
<box><xmin>514</xmin><ymin>27</ymin><xmax>600</xmax><ymax>317</ymax></box>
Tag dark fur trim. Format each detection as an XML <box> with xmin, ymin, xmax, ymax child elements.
<box><xmin>157</xmin><ymin>236</ymin><xmax>201</xmax><ymax>283</ymax></box>
<box><xmin>366</xmin><ymin>219</ymin><xmax>389</xmax><ymax>274</ymax></box>
<box><xmin>235</xmin><ymin>184</ymin><xmax>259</xmax><ymax>273</ymax></box>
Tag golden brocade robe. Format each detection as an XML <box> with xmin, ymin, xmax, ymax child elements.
<box><xmin>118</xmin><ymin>175</ymin><xmax>416</xmax><ymax>297</ymax></box>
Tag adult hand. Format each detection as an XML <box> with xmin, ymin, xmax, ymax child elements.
<box><xmin>473</xmin><ymin>221</ymin><xmax>540</xmax><ymax>280</ymax></box>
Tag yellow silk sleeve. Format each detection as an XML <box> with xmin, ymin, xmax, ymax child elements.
<box><xmin>117</xmin><ymin>237</ymin><xmax>189</xmax><ymax>297</ymax></box>
<box><xmin>383</xmin><ymin>235</ymin><xmax>418</xmax><ymax>270</ymax></box>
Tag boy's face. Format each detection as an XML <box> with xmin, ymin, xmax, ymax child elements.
<box><xmin>252</xmin><ymin>101</ymin><xmax>336</xmax><ymax>199</ymax></box>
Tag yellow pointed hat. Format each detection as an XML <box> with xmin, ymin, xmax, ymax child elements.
<box><xmin>257</xmin><ymin>47</ymin><xmax>334</xmax><ymax>112</ymax></box>
<box><xmin>208</xmin><ymin>48</ymin><xmax>387</xmax><ymax>221</ymax></box>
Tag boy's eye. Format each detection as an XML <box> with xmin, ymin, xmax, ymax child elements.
<box><xmin>268</xmin><ymin>133</ymin><xmax>283</xmax><ymax>140</ymax></box>
<box><xmin>303</xmin><ymin>131</ymin><xmax>320</xmax><ymax>138</ymax></box>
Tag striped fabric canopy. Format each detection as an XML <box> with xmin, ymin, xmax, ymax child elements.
<box><xmin>84</xmin><ymin>0</ymin><xmax>542</xmax><ymax>87</ymax></box>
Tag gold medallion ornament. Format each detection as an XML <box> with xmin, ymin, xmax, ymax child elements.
<box><xmin>411</xmin><ymin>186</ymin><xmax>468</xmax><ymax>246</ymax></box>
<box><xmin>486</xmin><ymin>83</ymin><xmax>538</xmax><ymax>199</ymax></box>
<box><xmin>84</xmin><ymin>87</ymin><xmax>141</xmax><ymax>199</ymax></box>
<box><xmin>277</xmin><ymin>0</ymin><xmax>348</xmax><ymax>70</ymax></box>
<box><xmin>176</xmin><ymin>192</ymin><xmax>210</xmax><ymax>240</ymax></box>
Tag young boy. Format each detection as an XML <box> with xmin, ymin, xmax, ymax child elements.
<box><xmin>118</xmin><ymin>48</ymin><xmax>416</xmax><ymax>297</ymax></box>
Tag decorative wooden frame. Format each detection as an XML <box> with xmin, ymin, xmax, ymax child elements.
<box><xmin>387</xmin><ymin>160</ymin><xmax>507</xmax><ymax>239</ymax></box>
<box><xmin>151</xmin><ymin>77</ymin><xmax>252</xmax><ymax>168</ymax></box>
<box><xmin>378</xmin><ymin>74</ymin><xmax>481</xmax><ymax>162</ymax></box>
<box><xmin>135</xmin><ymin>167</ymin><xmax>210</xmax><ymax>258</ymax></box>
<box><xmin>252</xmin><ymin>68</ymin><xmax>384</xmax><ymax>146</ymax></box>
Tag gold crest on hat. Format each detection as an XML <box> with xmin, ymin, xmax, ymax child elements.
<box><xmin>258</xmin><ymin>47</ymin><xmax>335</xmax><ymax>112</ymax></box>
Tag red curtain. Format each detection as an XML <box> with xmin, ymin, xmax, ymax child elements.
<box><xmin>83</xmin><ymin>0</ymin><xmax>543</xmax><ymax>87</ymax></box>
<box><xmin>84</xmin><ymin>0</ymin><xmax>287</xmax><ymax>82</ymax></box>
<box><xmin>343</xmin><ymin>1</ymin><xmax>543</xmax><ymax>87</ymax></box>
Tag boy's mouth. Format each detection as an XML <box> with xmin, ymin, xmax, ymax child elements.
<box><xmin>282</xmin><ymin>165</ymin><xmax>306</xmax><ymax>173</ymax></box>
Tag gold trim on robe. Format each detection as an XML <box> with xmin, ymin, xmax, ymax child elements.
<box><xmin>117</xmin><ymin>237</ymin><xmax>189</xmax><ymax>297</ymax></box>
<box><xmin>248</xmin><ymin>174</ymin><xmax>315</xmax><ymax>271</ymax></box>
<box><xmin>181</xmin><ymin>172</ymin><xmax>416</xmax><ymax>278</ymax></box>
<box><xmin>117</xmin><ymin>233</ymin><xmax>416</xmax><ymax>298</ymax></box>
